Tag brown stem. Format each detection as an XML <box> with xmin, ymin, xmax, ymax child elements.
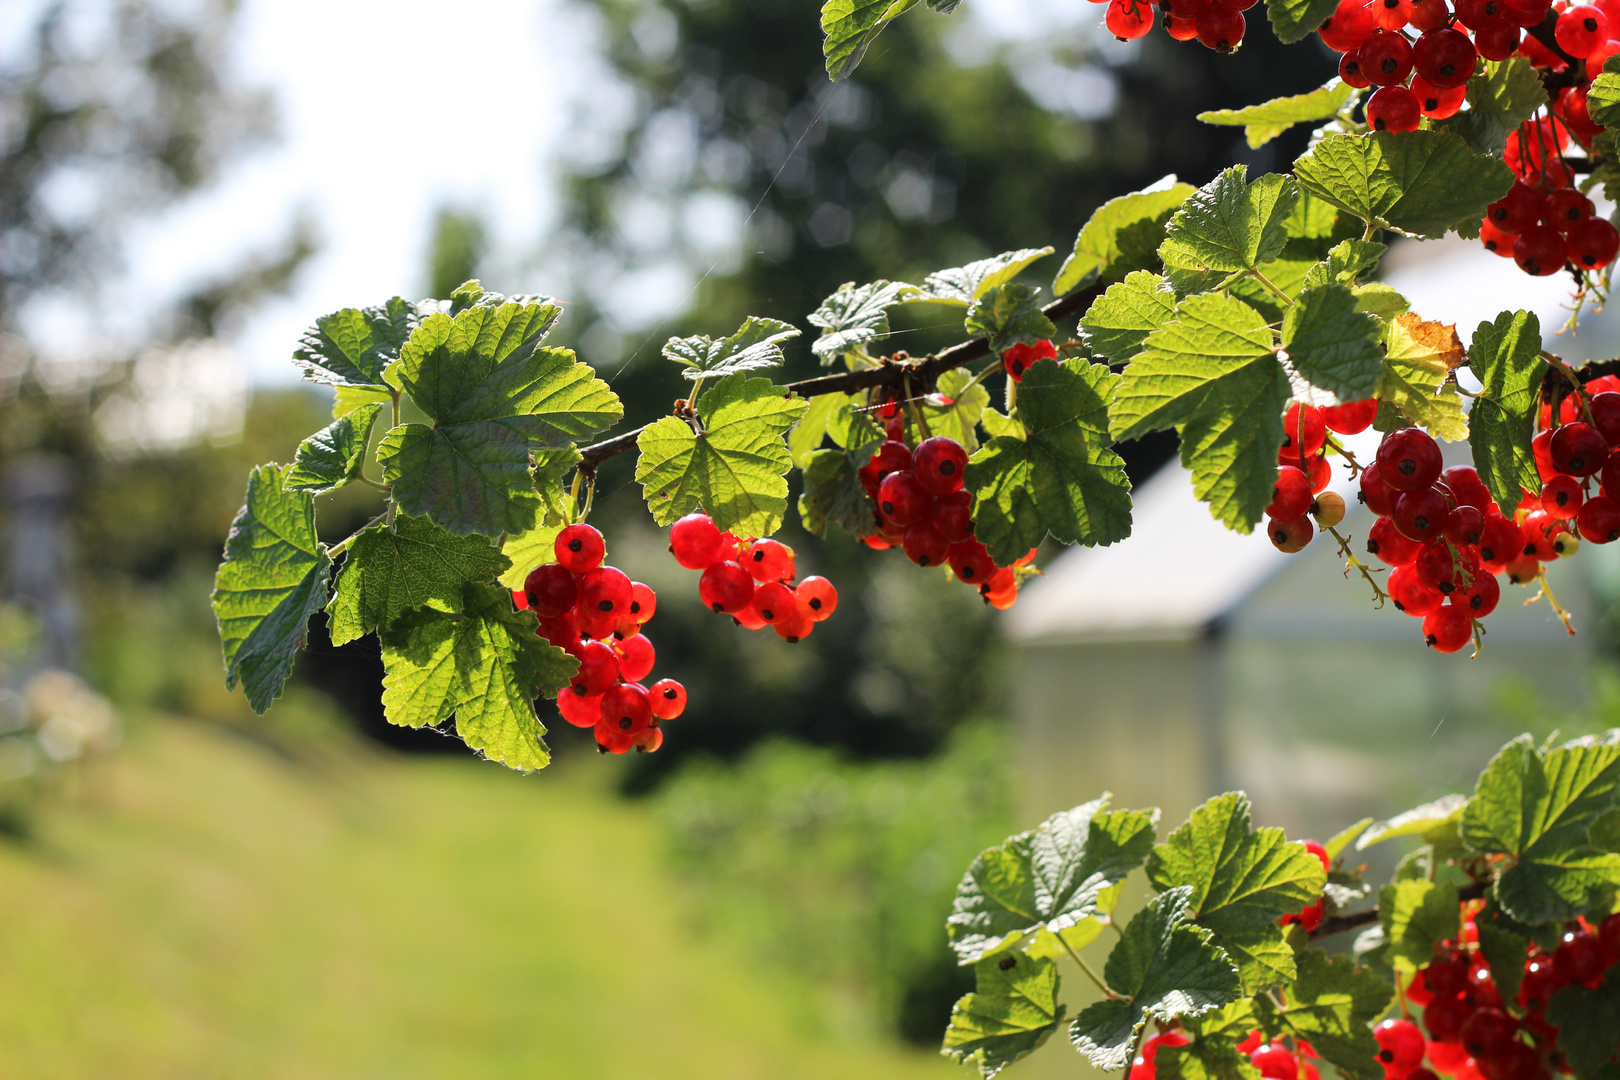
<box><xmin>1527</xmin><ymin>10</ymin><xmax>1584</xmax><ymax>80</ymax></box>
<box><xmin>574</xmin><ymin>282</ymin><xmax>1105</xmax><ymax>473</ymax></box>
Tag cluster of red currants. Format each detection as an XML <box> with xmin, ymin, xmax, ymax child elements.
<box><xmin>1517</xmin><ymin>373</ymin><xmax>1620</xmax><ymax>543</ymax></box>
<box><xmin>1481</xmin><ymin>171</ymin><xmax>1620</xmax><ymax>277</ymax></box>
<box><xmin>1090</xmin><ymin>0</ymin><xmax>1253</xmax><ymax>54</ymax></box>
<box><xmin>667</xmin><ymin>511</ymin><xmax>839</xmax><ymax>642</ymax></box>
<box><xmin>515</xmin><ymin>523</ymin><xmax>686</xmax><ymax>755</ymax></box>
<box><xmin>857</xmin><ymin>395</ymin><xmax>1026</xmax><ymax>610</ymax></box>
<box><xmin>1404</xmin><ymin>900</ymin><xmax>1620</xmax><ymax>1078</ymax></box>
<box><xmin>1281</xmin><ymin>840</ymin><xmax>1335</xmax><ymax>931</ymax></box>
<box><xmin>1264</xmin><ymin>399</ymin><xmax>1377</xmax><ymax>554</ymax></box>
<box><xmin>1126</xmin><ymin>1017</ymin><xmax>1332</xmax><ymax>1080</ymax></box>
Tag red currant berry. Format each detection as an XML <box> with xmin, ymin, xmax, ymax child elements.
<box><xmin>593</xmin><ymin>716</ymin><xmax>634</xmax><ymax>755</ymax></box>
<box><xmin>1268</xmin><ymin>466</ymin><xmax>1315</xmax><ymax>519</ymax></box>
<box><xmin>1415</xmin><ymin>540</ymin><xmax>1459</xmax><ymax>589</ymax></box>
<box><xmin>1394</xmin><ymin>487</ymin><xmax>1448</xmax><ymax>544</ymax></box>
<box><xmin>934</xmin><ymin>489</ymin><xmax>974</xmax><ymax>543</ymax></box>
<box><xmin>732</xmin><ymin>602</ymin><xmax>769</xmax><ymax>630</ymax></box>
<box><xmin>1522</xmin><ymin>511</ymin><xmax>1567</xmax><ymax>560</ymax></box>
<box><xmin>1269</xmin><ymin>515</ymin><xmax>1313</xmax><ymax>553</ymax></box>
<box><xmin>1443</xmin><ymin>465</ymin><xmax>1494</xmax><ymax>511</ymax></box>
<box><xmin>1390</xmin><ymin>564</ymin><xmax>1444</xmax><ymax>615</ymax></box>
<box><xmin>615</xmin><ymin>632</ymin><xmax>655</xmax><ymax>683</ymax></box>
<box><xmin>669</xmin><ymin>513</ymin><xmax>725</xmax><ymax>569</ymax></box>
<box><xmin>1106</xmin><ymin>0</ymin><xmax>1155</xmax><ymax>38</ymax></box>
<box><xmin>1480</xmin><ymin>217</ymin><xmax>1517</xmax><ymax>257</ymax></box>
<box><xmin>1541</xmin><ymin>474</ymin><xmax>1584</xmax><ymax>518</ymax></box>
<box><xmin>1534</xmin><ymin>428</ymin><xmax>1557</xmax><ymax>482</ymax></box>
<box><xmin>1590</xmin><ymin>391</ymin><xmax>1620</xmax><ymax>447</ymax></box>
<box><xmin>557</xmin><ymin>687</ymin><xmax>603</xmax><ymax>728</ymax></box>
<box><xmin>1377</xmin><ymin>428</ymin><xmax>1443</xmax><ymax>491</ymax></box>
<box><xmin>980</xmin><ymin>567</ymin><xmax>1019</xmax><ymax>610</ymax></box>
<box><xmin>771</xmin><ymin>602</ymin><xmax>814</xmax><ymax>643</ymax></box>
<box><xmin>1456</xmin><ymin>0</ymin><xmax>1509</xmax><ymax>29</ymax></box>
<box><xmin>1503</xmin><ymin>0</ymin><xmax>1550</xmax><ymax>24</ymax></box>
<box><xmin>1283</xmin><ymin>403</ymin><xmax>1328</xmax><ymax>457</ymax></box>
<box><xmin>524</xmin><ymin>563</ymin><xmax>579</xmax><ymax>618</ymax></box>
<box><xmin>1554</xmin><ymin>928</ymin><xmax>1608</xmax><ymax>985</ymax></box>
<box><xmin>648</xmin><ymin>678</ymin><xmax>686</xmax><ymax>721</ymax></box>
<box><xmin>1369</xmin><ymin>515</ymin><xmax>1424</xmax><ymax>566</ymax></box>
<box><xmin>698</xmin><ymin>560</ymin><xmax>756</xmax><ymax>613</ymax></box>
<box><xmin>1409</xmin><ymin>0</ymin><xmax>1452</xmax><ymax>30</ymax></box>
<box><xmin>1196</xmin><ymin>4</ymin><xmax>1246</xmax><ymax>49</ymax></box>
<box><xmin>1366</xmin><ymin>84</ymin><xmax>1423</xmax><ymax>131</ymax></box>
<box><xmin>1002</xmin><ymin>339</ymin><xmax>1056</xmax><ymax>381</ymax></box>
<box><xmin>1602</xmin><ymin>452</ymin><xmax>1620</xmax><ymax>499</ymax></box>
<box><xmin>1374</xmin><ymin>1019</ymin><xmax>1427</xmax><ymax>1076</ymax></box>
<box><xmin>1515</xmin><ymin>223</ymin><xmax>1571</xmax><ymax>275</ymax></box>
<box><xmin>1165</xmin><ymin>14</ymin><xmax>1203</xmax><ymax>39</ymax></box>
<box><xmin>1423</xmin><ymin>604</ymin><xmax>1472</xmax><ymax>652</ymax></box>
<box><xmin>747</xmin><ymin>580</ymin><xmax>798</xmax><ymax>624</ymax></box>
<box><xmin>1478</xmin><ymin>514</ymin><xmax>1522</xmax><ymax>567</ymax></box>
<box><xmin>1454</xmin><ymin>570</ymin><xmax>1500</xmax><ymax>617</ymax></box>
<box><xmin>1373</xmin><ymin>0</ymin><xmax>1414</xmax><ymax>29</ymax></box>
<box><xmin>1578</xmin><ymin>493</ymin><xmax>1620</xmax><ymax>542</ymax></box>
<box><xmin>1445</xmin><ymin>504</ymin><xmax>1486</xmax><ymax>547</ymax></box>
<box><xmin>870</xmin><ymin>440</ymin><xmax>914</xmax><ymax>478</ymax></box>
<box><xmin>573</xmin><ymin>640</ymin><xmax>622</xmax><ymax>694</ymax></box>
<box><xmin>1340</xmin><ymin>50</ymin><xmax>1372</xmax><ymax>86</ymax></box>
<box><xmin>1487</xmin><ymin>181</ymin><xmax>1546</xmax><ymax>234</ymax></box>
<box><xmin>628</xmin><ymin>581</ymin><xmax>657</xmax><ymax>623</ymax></box>
<box><xmin>1322</xmin><ymin>398</ymin><xmax>1378</xmax><ymax>434</ymax></box>
<box><xmin>1558</xmin><ymin>83</ymin><xmax>1605</xmax><ymax>142</ymax></box>
<box><xmin>1251</xmin><ymin>1043</ymin><xmax>1298</xmax><ymax>1080</ymax></box>
<box><xmin>744</xmin><ymin>537</ymin><xmax>795</xmax><ymax>582</ymax></box>
<box><xmin>913</xmin><ymin>436</ymin><xmax>970</xmax><ymax>495</ymax></box>
<box><xmin>1474</xmin><ymin>21</ymin><xmax>1522</xmax><ymax>59</ymax></box>
<box><xmin>535</xmin><ymin>610</ymin><xmax>581</xmax><ymax>653</ymax></box>
<box><xmin>1360</xmin><ymin>463</ymin><xmax>1400</xmax><ymax>516</ymax></box>
<box><xmin>948</xmin><ymin>540</ymin><xmax>997</xmax><ymax>585</ymax></box>
<box><xmin>1361</xmin><ymin>28</ymin><xmax>1415</xmax><ymax>83</ymax></box>
<box><xmin>1413</xmin><ymin>27</ymin><xmax>1478</xmax><ymax>88</ymax></box>
<box><xmin>1552</xmin><ymin>421</ymin><xmax>1610</xmax><ymax>474</ymax></box>
<box><xmin>577</xmin><ymin>565</ymin><xmax>633</xmax><ymax>618</ymax></box>
<box><xmin>1305</xmin><ymin>453</ymin><xmax>1331</xmax><ymax>494</ymax></box>
<box><xmin>554</xmin><ymin>523</ymin><xmax>606</xmax><ymax>572</ymax></box>
<box><xmin>600</xmin><ymin>681</ymin><xmax>653</xmax><ymax>735</ymax></box>
<box><xmin>1558</xmin><ymin>4</ymin><xmax>1611</xmax><ymax>55</ymax></box>
<box><xmin>902</xmin><ymin>519</ymin><xmax>951</xmax><ymax>567</ymax></box>
<box><xmin>1567</xmin><ymin>216</ymin><xmax>1620</xmax><ymax>270</ymax></box>
<box><xmin>1460</xmin><ymin>1008</ymin><xmax>1518</xmax><ymax>1062</ymax></box>
<box><xmin>1412</xmin><ymin>74</ymin><xmax>1468</xmax><ymax>117</ymax></box>
<box><xmin>878</xmin><ymin>470</ymin><xmax>932</xmax><ymax>526</ymax></box>
<box><xmin>794</xmin><ymin>576</ymin><xmax>838</xmax><ymax>622</ymax></box>
<box><xmin>1422</xmin><ymin>994</ymin><xmax>1469</xmax><ymax>1042</ymax></box>
<box><xmin>1545</xmin><ymin>187</ymin><xmax>1597</xmax><ymax>232</ymax></box>
<box><xmin>1320</xmin><ymin>0</ymin><xmax>1378</xmax><ymax>49</ymax></box>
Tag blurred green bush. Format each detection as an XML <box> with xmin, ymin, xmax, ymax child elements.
<box><xmin>656</xmin><ymin>721</ymin><xmax>1012</xmax><ymax>1044</ymax></box>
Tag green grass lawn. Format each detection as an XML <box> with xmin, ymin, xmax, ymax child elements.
<box><xmin>0</xmin><ymin>717</ymin><xmax>961</xmax><ymax>1079</ymax></box>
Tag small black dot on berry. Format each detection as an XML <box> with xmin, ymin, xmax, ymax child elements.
<box><xmin>568</xmin><ymin>539</ymin><xmax>583</xmax><ymax>552</ymax></box>
<box><xmin>712</xmin><ymin>603</ymin><xmax>725</xmax><ymax>612</ymax></box>
<box><xmin>1380</xmin><ymin>1052</ymin><xmax>1395</xmax><ymax>1063</ymax></box>
<box><xmin>785</xmin><ymin>635</ymin><xmax>800</xmax><ymax>643</ymax></box>
<box><xmin>598</xmin><ymin>600</ymin><xmax>613</xmax><ymax>612</ymax></box>
<box><xmin>940</xmin><ymin>461</ymin><xmax>955</xmax><ymax>475</ymax></box>
<box><xmin>808</xmin><ymin>598</ymin><xmax>822</xmax><ymax>610</ymax></box>
<box><xmin>752</xmin><ymin>550</ymin><xmax>763</xmax><ymax>561</ymax></box>
<box><xmin>662</xmin><ymin>689</ymin><xmax>676</xmax><ymax>699</ymax></box>
<box><xmin>761</xmin><ymin>608</ymin><xmax>775</xmax><ymax>620</ymax></box>
<box><xmin>881</xmin><ymin>501</ymin><xmax>895</xmax><ymax>515</ymax></box>
<box><xmin>618</xmin><ymin>716</ymin><xmax>632</xmax><ymax>729</ymax></box>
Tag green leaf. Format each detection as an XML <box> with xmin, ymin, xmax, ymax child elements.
<box><xmin>1146</xmin><ymin>791</ymin><xmax>1328</xmax><ymax>994</ymax></box>
<box><xmin>333</xmin><ymin>384</ymin><xmax>394</xmax><ymax>419</ymax></box>
<box><xmin>1158</xmin><ymin>167</ymin><xmax>1299</xmax><ymax>277</ymax></box>
<box><xmin>1434</xmin><ymin>59</ymin><xmax>1548</xmax><ymax>157</ymax></box>
<box><xmin>1262</xmin><ymin>951</ymin><xmax>1392</xmax><ymax>1080</ymax></box>
<box><xmin>1352</xmin><ymin>283</ymin><xmax>1411</xmax><ymax>326</ymax></box>
<box><xmin>981</xmin><ymin>407</ymin><xmax>1022</xmax><ymax>441</ymax></box>
<box><xmin>1588</xmin><ymin>57</ymin><xmax>1620</xmax><ymax>128</ymax></box>
<box><xmin>1287</xmin><ymin>190</ymin><xmax>1342</xmax><ymax>240</ymax></box>
<box><xmin>378</xmin><ymin>301</ymin><xmax>621</xmax><ymax>538</ymax></box>
<box><xmin>1469</xmin><ymin>310</ymin><xmax>1546</xmax><ymax>516</ymax></box>
<box><xmin>1292</xmin><ymin>131</ymin><xmax>1514</xmax><ymax>239</ymax></box>
<box><xmin>965</xmin><ymin>283</ymin><xmax>1057</xmax><ymax>356</ymax></box>
<box><xmin>921</xmin><ymin>248</ymin><xmax>1054</xmax><ymax>306</ymax></box>
<box><xmin>1547</xmin><ymin>968</ymin><xmax>1620</xmax><ymax>1077</ymax></box>
<box><xmin>212</xmin><ymin>464</ymin><xmax>333</xmax><ymax>714</ymax></box>
<box><xmin>1158</xmin><ymin>1000</ymin><xmax>1264</xmax><ymax>1080</ymax></box>
<box><xmin>662</xmin><ymin>316</ymin><xmax>800</xmax><ymax>380</ymax></box>
<box><xmin>787</xmin><ymin>393</ymin><xmax>843</xmax><ymax>469</ymax></box>
<box><xmin>1301</xmin><ymin>239</ymin><xmax>1388</xmax><ymax>291</ymax></box>
<box><xmin>798</xmin><ymin>448</ymin><xmax>876</xmax><ymax>539</ymax></box>
<box><xmin>1055</xmin><ymin>180</ymin><xmax>1196</xmax><ymax>296</ymax></box>
<box><xmin>964</xmin><ymin>358</ymin><xmax>1133</xmax><ymax>566</ymax></box>
<box><xmin>1463</xmin><ymin>733</ymin><xmax>1620</xmax><ymax>923</ymax></box>
<box><xmin>283</xmin><ymin>402</ymin><xmax>384</xmax><ymax>495</ymax></box>
<box><xmin>294</xmin><ymin>297</ymin><xmax>422</xmax><ymax>389</ymax></box>
<box><xmin>1475</xmin><ymin>913</ymin><xmax>1528</xmax><ymax>1011</ymax></box>
<box><xmin>1357</xmin><ymin>794</ymin><xmax>1469</xmax><ymax>848</ymax></box>
<box><xmin>1198</xmin><ymin>79</ymin><xmax>1358</xmax><ymax>149</ymax></box>
<box><xmin>948</xmin><ymin>794</ymin><xmax>1158</xmax><ymax>965</ymax></box>
<box><xmin>942</xmin><ymin>952</ymin><xmax>1066</xmax><ymax>1078</ymax></box>
<box><xmin>821</xmin><ymin>0</ymin><xmax>919</xmax><ymax>81</ymax></box>
<box><xmin>1375</xmin><ymin>313</ymin><xmax>1469</xmax><ymax>440</ymax></box>
<box><xmin>1264</xmin><ymin>0</ymin><xmax>1339</xmax><ymax>44</ymax></box>
<box><xmin>1070</xmin><ymin>887</ymin><xmax>1243</xmax><ymax>1072</ymax></box>
<box><xmin>1378</xmin><ymin>880</ymin><xmax>1460</xmax><ymax>977</ymax></box>
<box><xmin>1284</xmin><ymin>283</ymin><xmax>1384</xmax><ymax>401</ymax></box>
<box><xmin>1079</xmin><ymin>271</ymin><xmax>1180</xmax><ymax>364</ymax></box>
<box><xmin>1591</xmin><ymin>805</ymin><xmax>1620</xmax><ymax>853</ymax></box>
<box><xmin>920</xmin><ymin>367</ymin><xmax>990</xmax><ymax>452</ymax></box>
<box><xmin>808</xmin><ymin>280</ymin><xmax>921</xmax><ymax>365</ymax></box>
<box><xmin>635</xmin><ymin>374</ymin><xmax>809</xmax><ymax>538</ymax></box>
<box><xmin>1111</xmin><ymin>293</ymin><xmax>1289</xmax><ymax>534</ymax></box>
<box><xmin>1324</xmin><ymin>818</ymin><xmax>1374</xmax><ymax>860</ymax></box>
<box><xmin>379</xmin><ymin>582</ymin><xmax>576</xmax><ymax>770</ymax></box>
<box><xmin>826</xmin><ymin>393</ymin><xmax>884</xmax><ymax>456</ymax></box>
<box><xmin>326</xmin><ymin>514</ymin><xmax>510</xmax><ymax>647</ymax></box>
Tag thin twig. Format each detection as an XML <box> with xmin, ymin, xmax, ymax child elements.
<box><xmin>575</xmin><ymin>283</ymin><xmax>1105</xmax><ymax>471</ymax></box>
<box><xmin>1326</xmin><ymin>524</ymin><xmax>1387</xmax><ymax>608</ymax></box>
<box><xmin>1309</xmin><ymin>879</ymin><xmax>1489</xmax><ymax>940</ymax></box>
<box><xmin>1059</xmin><ymin>935</ymin><xmax>1121</xmax><ymax>1000</ymax></box>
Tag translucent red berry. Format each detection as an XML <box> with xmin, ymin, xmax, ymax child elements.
<box><xmin>1377</xmin><ymin>428</ymin><xmax>1443</xmax><ymax>491</ymax></box>
<box><xmin>554</xmin><ymin>523</ymin><xmax>606</xmax><ymax>573</ymax></box>
<box><xmin>1551</xmin><ymin>421</ymin><xmax>1609</xmax><ymax>475</ymax></box>
<box><xmin>669</xmin><ymin>513</ymin><xmax>726</xmax><ymax>569</ymax></box>
<box><xmin>1423</xmin><ymin>604</ymin><xmax>1472</xmax><ymax>652</ymax></box>
<box><xmin>1568</xmin><ymin>216</ymin><xmax>1620</xmax><ymax>270</ymax></box>
<box><xmin>648</xmin><ymin>678</ymin><xmax>686</xmax><ymax>720</ymax></box>
<box><xmin>1319</xmin><ymin>0</ymin><xmax>1378</xmax><ymax>50</ymax></box>
<box><xmin>1557</xmin><ymin>4</ymin><xmax>1610</xmax><ymax>55</ymax></box>
<box><xmin>1412</xmin><ymin>27</ymin><xmax>1478</xmax><ymax>88</ymax></box>
<box><xmin>1322</xmin><ymin>399</ymin><xmax>1378</xmax><ymax>434</ymax></box>
<box><xmin>1444</xmin><ymin>504</ymin><xmax>1485</xmax><ymax>547</ymax></box>
<box><xmin>1454</xmin><ymin>570</ymin><xmax>1500</xmax><ymax>616</ymax></box>
<box><xmin>1268</xmin><ymin>466</ymin><xmax>1315</xmax><ymax>519</ymax></box>
<box><xmin>948</xmin><ymin>540</ymin><xmax>997</xmax><ymax>585</ymax></box>
<box><xmin>698</xmin><ymin>560</ymin><xmax>756</xmax><ymax>613</ymax></box>
<box><xmin>1269</xmin><ymin>515</ymin><xmax>1313</xmax><ymax>553</ymax></box>
<box><xmin>1374</xmin><ymin>1019</ymin><xmax>1427</xmax><ymax>1076</ymax></box>
<box><xmin>1106</xmin><ymin>0</ymin><xmax>1154</xmax><ymax>38</ymax></box>
<box><xmin>1478</xmin><ymin>514</ymin><xmax>1521</xmax><ymax>566</ymax></box>
<box><xmin>1196</xmin><ymin>4</ymin><xmax>1246</xmax><ymax>49</ymax></box>
<box><xmin>1474</xmin><ymin>21</ymin><xmax>1521</xmax><ymax>59</ymax></box>
<box><xmin>628</xmin><ymin>581</ymin><xmax>657</xmax><ymax>623</ymax></box>
<box><xmin>1541</xmin><ymin>474</ymin><xmax>1584</xmax><ymax>518</ymax></box>
<box><xmin>1368</xmin><ymin>516</ymin><xmax>1423</xmax><ymax>566</ymax></box>
<box><xmin>1360</xmin><ymin>29</ymin><xmax>1415</xmax><ymax>83</ymax></box>
<box><xmin>557</xmin><ymin>688</ymin><xmax>603</xmax><ymax>728</ymax></box>
<box><xmin>1578</xmin><ymin>494</ymin><xmax>1620</xmax><ymax>542</ymax></box>
<box><xmin>934</xmin><ymin>489</ymin><xmax>974</xmax><ymax>543</ymax></box>
<box><xmin>913</xmin><ymin>436</ymin><xmax>969</xmax><ymax>495</ymax></box>
<box><xmin>1591</xmin><ymin>391</ymin><xmax>1620</xmax><ymax>447</ymax></box>
<box><xmin>903</xmin><ymin>519</ymin><xmax>951</xmax><ymax>567</ymax></box>
<box><xmin>1544</xmin><ymin>187</ymin><xmax>1596</xmax><ymax>231</ymax></box>
<box><xmin>1002</xmin><ymin>340</ymin><xmax>1056</xmax><ymax>382</ymax></box>
<box><xmin>1373</xmin><ymin>0</ymin><xmax>1414</xmax><ymax>28</ymax></box>
<box><xmin>573</xmin><ymin>640</ymin><xmax>621</xmax><ymax>694</ymax></box>
<box><xmin>878</xmin><ymin>470</ymin><xmax>931</xmax><ymax>527</ymax></box>
<box><xmin>1340</xmin><ymin>50</ymin><xmax>1371</xmax><ymax>86</ymax></box>
<box><xmin>1489</xmin><ymin>182</ymin><xmax>1547</xmax><ymax>235</ymax></box>
<box><xmin>795</xmin><ymin>576</ymin><xmax>838</xmax><ymax>622</ymax></box>
<box><xmin>1360</xmin><ymin>463</ymin><xmax>1400</xmax><ymax>516</ymax></box>
<box><xmin>1251</xmin><ymin>1043</ymin><xmax>1298</xmax><ymax>1080</ymax></box>
<box><xmin>524</xmin><ymin>563</ymin><xmax>579</xmax><ymax>618</ymax></box>
<box><xmin>1283</xmin><ymin>403</ymin><xmax>1328</xmax><ymax>457</ymax></box>
<box><xmin>772</xmin><ymin>602</ymin><xmax>814</xmax><ymax>643</ymax></box>
<box><xmin>744</xmin><ymin>537</ymin><xmax>796</xmax><ymax>582</ymax></box>
<box><xmin>1455</xmin><ymin>0</ymin><xmax>1509</xmax><ymax>29</ymax></box>
<box><xmin>1411</xmin><ymin>75</ymin><xmax>1467</xmax><ymax>118</ymax></box>
<box><xmin>599</xmin><ymin>682</ymin><xmax>652</xmax><ymax>735</ymax></box>
<box><xmin>577</xmin><ymin>565</ymin><xmax>633</xmax><ymax>617</ymax></box>
<box><xmin>1390</xmin><ymin>564</ymin><xmax>1444</xmax><ymax>616</ymax></box>
<box><xmin>615</xmin><ymin>633</ymin><xmax>655</xmax><ymax>682</ymax></box>
<box><xmin>1514</xmin><ymin>224</ymin><xmax>1569</xmax><ymax>276</ymax></box>
<box><xmin>748</xmin><ymin>581</ymin><xmax>798</xmax><ymax>624</ymax></box>
<box><xmin>1555</xmin><ymin>929</ymin><xmax>1608</xmax><ymax>984</ymax></box>
<box><xmin>1393</xmin><ymin>487</ymin><xmax>1448</xmax><ymax>543</ymax></box>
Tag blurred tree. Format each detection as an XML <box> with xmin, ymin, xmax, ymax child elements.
<box><xmin>426</xmin><ymin>206</ymin><xmax>489</xmax><ymax>299</ymax></box>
